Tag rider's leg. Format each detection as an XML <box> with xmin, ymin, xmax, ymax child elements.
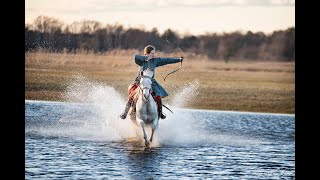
<box><xmin>119</xmin><ymin>100</ymin><xmax>131</xmax><ymax>119</ymax></box>
<box><xmin>120</xmin><ymin>83</ymin><xmax>137</xmax><ymax>119</ymax></box>
<box><xmin>159</xmin><ymin>97</ymin><xmax>166</xmax><ymax>119</ymax></box>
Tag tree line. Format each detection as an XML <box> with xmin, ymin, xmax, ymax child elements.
<box><xmin>25</xmin><ymin>16</ymin><xmax>295</xmax><ymax>61</ymax></box>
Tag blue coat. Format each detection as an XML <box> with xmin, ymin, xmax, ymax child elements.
<box><xmin>134</xmin><ymin>55</ymin><xmax>182</xmax><ymax>97</ymax></box>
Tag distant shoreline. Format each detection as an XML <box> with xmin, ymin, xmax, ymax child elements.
<box><xmin>25</xmin><ymin>52</ymin><xmax>295</xmax><ymax>114</ymax></box>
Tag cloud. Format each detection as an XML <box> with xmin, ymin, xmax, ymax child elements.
<box><xmin>99</xmin><ymin>0</ymin><xmax>296</xmax><ymax>8</ymax></box>
<box><xmin>26</xmin><ymin>0</ymin><xmax>295</xmax><ymax>19</ymax></box>
<box><xmin>25</xmin><ymin>0</ymin><xmax>294</xmax><ymax>35</ymax></box>
<box><xmin>26</xmin><ymin>0</ymin><xmax>295</xmax><ymax>11</ymax></box>
<box><xmin>175</xmin><ymin>0</ymin><xmax>295</xmax><ymax>7</ymax></box>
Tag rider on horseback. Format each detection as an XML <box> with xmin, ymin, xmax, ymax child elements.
<box><xmin>119</xmin><ymin>44</ymin><xmax>183</xmax><ymax>119</ymax></box>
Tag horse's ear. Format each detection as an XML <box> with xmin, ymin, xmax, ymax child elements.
<box><xmin>140</xmin><ymin>71</ymin><xmax>144</xmax><ymax>76</ymax></box>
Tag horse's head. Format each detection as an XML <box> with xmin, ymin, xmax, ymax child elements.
<box><xmin>139</xmin><ymin>69</ymin><xmax>153</xmax><ymax>101</ymax></box>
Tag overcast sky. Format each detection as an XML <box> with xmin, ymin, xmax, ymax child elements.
<box><xmin>25</xmin><ymin>0</ymin><xmax>295</xmax><ymax>36</ymax></box>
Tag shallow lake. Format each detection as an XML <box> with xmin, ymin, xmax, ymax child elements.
<box><xmin>25</xmin><ymin>99</ymin><xmax>294</xmax><ymax>179</ymax></box>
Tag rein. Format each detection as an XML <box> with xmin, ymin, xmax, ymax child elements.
<box><xmin>139</xmin><ymin>75</ymin><xmax>153</xmax><ymax>101</ymax></box>
<box><xmin>139</xmin><ymin>73</ymin><xmax>174</xmax><ymax>115</ymax></box>
<box><xmin>138</xmin><ymin>86</ymin><xmax>150</xmax><ymax>101</ymax></box>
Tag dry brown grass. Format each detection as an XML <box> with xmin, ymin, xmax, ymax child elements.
<box><xmin>25</xmin><ymin>50</ymin><xmax>295</xmax><ymax>114</ymax></box>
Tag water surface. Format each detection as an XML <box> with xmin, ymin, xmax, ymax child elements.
<box><xmin>25</xmin><ymin>100</ymin><xmax>295</xmax><ymax>179</ymax></box>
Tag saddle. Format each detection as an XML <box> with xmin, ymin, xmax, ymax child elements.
<box><xmin>128</xmin><ymin>83</ymin><xmax>161</xmax><ymax>115</ymax></box>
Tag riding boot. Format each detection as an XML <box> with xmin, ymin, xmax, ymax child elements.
<box><xmin>159</xmin><ymin>98</ymin><xmax>166</xmax><ymax>119</ymax></box>
<box><xmin>119</xmin><ymin>101</ymin><xmax>131</xmax><ymax>119</ymax></box>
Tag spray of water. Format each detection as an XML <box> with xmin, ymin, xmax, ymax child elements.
<box><xmin>170</xmin><ymin>80</ymin><xmax>200</xmax><ymax>108</ymax></box>
<box><xmin>45</xmin><ymin>75</ymin><xmax>262</xmax><ymax>146</ymax></box>
<box><xmin>56</xmin><ymin>74</ymin><xmax>139</xmax><ymax>142</ymax></box>
<box><xmin>156</xmin><ymin>79</ymin><xmax>262</xmax><ymax>147</ymax></box>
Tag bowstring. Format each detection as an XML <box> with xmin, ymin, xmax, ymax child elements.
<box><xmin>159</xmin><ymin>37</ymin><xmax>183</xmax><ymax>81</ymax></box>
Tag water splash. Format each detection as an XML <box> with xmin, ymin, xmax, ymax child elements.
<box><xmin>28</xmin><ymin>76</ymin><xmax>263</xmax><ymax>146</ymax></box>
<box><xmin>157</xmin><ymin>79</ymin><xmax>264</xmax><ymax>147</ymax></box>
<box><xmin>158</xmin><ymin>109</ymin><xmax>263</xmax><ymax>147</ymax></box>
<box><xmin>170</xmin><ymin>79</ymin><xmax>199</xmax><ymax>108</ymax></box>
<box><xmin>56</xmin><ymin>74</ymin><xmax>140</xmax><ymax>142</ymax></box>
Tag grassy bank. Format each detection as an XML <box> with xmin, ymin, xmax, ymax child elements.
<box><xmin>25</xmin><ymin>51</ymin><xmax>295</xmax><ymax>114</ymax></box>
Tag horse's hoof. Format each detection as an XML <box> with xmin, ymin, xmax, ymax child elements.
<box><xmin>145</xmin><ymin>141</ymin><xmax>150</xmax><ymax>147</ymax></box>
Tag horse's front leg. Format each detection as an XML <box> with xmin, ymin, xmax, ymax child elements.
<box><xmin>149</xmin><ymin>118</ymin><xmax>159</xmax><ymax>143</ymax></box>
<box><xmin>149</xmin><ymin>128</ymin><xmax>155</xmax><ymax>143</ymax></box>
<box><xmin>139</xmin><ymin>120</ymin><xmax>150</xmax><ymax>147</ymax></box>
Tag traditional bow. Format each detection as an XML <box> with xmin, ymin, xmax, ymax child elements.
<box><xmin>162</xmin><ymin>37</ymin><xmax>184</xmax><ymax>81</ymax></box>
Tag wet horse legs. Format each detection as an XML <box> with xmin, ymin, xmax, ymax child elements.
<box><xmin>139</xmin><ymin>121</ymin><xmax>150</xmax><ymax>147</ymax></box>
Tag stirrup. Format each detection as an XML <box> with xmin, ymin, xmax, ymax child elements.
<box><xmin>160</xmin><ymin>112</ymin><xmax>166</xmax><ymax>119</ymax></box>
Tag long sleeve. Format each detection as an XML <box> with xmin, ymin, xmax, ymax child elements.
<box><xmin>133</xmin><ymin>54</ymin><xmax>180</xmax><ymax>98</ymax></box>
<box><xmin>155</xmin><ymin>57</ymin><xmax>181</xmax><ymax>67</ymax></box>
<box><xmin>134</xmin><ymin>55</ymin><xmax>148</xmax><ymax>66</ymax></box>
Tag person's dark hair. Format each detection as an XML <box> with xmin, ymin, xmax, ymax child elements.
<box><xmin>144</xmin><ymin>45</ymin><xmax>155</xmax><ymax>55</ymax></box>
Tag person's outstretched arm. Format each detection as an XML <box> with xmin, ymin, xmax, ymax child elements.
<box><xmin>155</xmin><ymin>57</ymin><xmax>182</xmax><ymax>67</ymax></box>
<box><xmin>134</xmin><ymin>55</ymin><xmax>183</xmax><ymax>67</ymax></box>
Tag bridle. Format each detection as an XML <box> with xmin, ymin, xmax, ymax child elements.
<box><xmin>139</xmin><ymin>75</ymin><xmax>152</xmax><ymax>101</ymax></box>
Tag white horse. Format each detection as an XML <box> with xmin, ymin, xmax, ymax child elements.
<box><xmin>129</xmin><ymin>69</ymin><xmax>159</xmax><ymax>147</ymax></box>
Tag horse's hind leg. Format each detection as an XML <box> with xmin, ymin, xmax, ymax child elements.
<box><xmin>139</xmin><ymin>120</ymin><xmax>150</xmax><ymax>147</ymax></box>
